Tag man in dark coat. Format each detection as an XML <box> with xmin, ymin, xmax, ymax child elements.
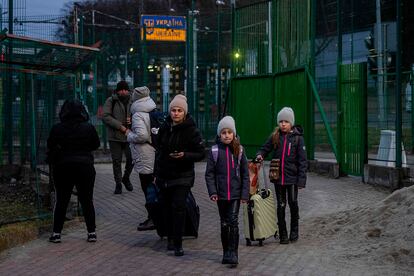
<box><xmin>102</xmin><ymin>80</ymin><xmax>134</xmax><ymax>194</ymax></box>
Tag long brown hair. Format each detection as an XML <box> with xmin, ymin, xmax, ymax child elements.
<box><xmin>230</xmin><ymin>136</ymin><xmax>241</xmax><ymax>157</ymax></box>
<box><xmin>271</xmin><ymin>127</ymin><xmax>280</xmax><ymax>149</ymax></box>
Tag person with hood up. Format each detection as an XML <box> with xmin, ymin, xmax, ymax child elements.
<box><xmin>255</xmin><ymin>107</ymin><xmax>307</xmax><ymax>244</ymax></box>
<box><xmin>154</xmin><ymin>94</ymin><xmax>205</xmax><ymax>257</ymax></box>
<box><xmin>47</xmin><ymin>99</ymin><xmax>100</xmax><ymax>243</ymax></box>
<box><xmin>102</xmin><ymin>80</ymin><xmax>134</xmax><ymax>194</ymax></box>
<box><xmin>205</xmin><ymin>116</ymin><xmax>249</xmax><ymax>267</ymax></box>
<box><xmin>125</xmin><ymin>86</ymin><xmax>157</xmax><ymax>231</ymax></box>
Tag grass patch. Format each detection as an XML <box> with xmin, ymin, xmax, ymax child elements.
<box><xmin>0</xmin><ymin>219</ymin><xmax>52</xmax><ymax>252</ymax></box>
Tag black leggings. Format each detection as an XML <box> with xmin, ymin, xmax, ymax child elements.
<box><xmin>274</xmin><ymin>184</ymin><xmax>299</xmax><ymax>226</ymax></box>
<box><xmin>217</xmin><ymin>200</ymin><xmax>240</xmax><ymax>228</ymax></box>
<box><xmin>161</xmin><ymin>185</ymin><xmax>190</xmax><ymax>242</ymax></box>
<box><xmin>53</xmin><ymin>163</ymin><xmax>96</xmax><ymax>233</ymax></box>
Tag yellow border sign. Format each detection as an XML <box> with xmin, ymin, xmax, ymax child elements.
<box><xmin>141</xmin><ymin>15</ymin><xmax>186</xmax><ymax>42</ymax></box>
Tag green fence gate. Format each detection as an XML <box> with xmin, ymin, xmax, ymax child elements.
<box><xmin>230</xmin><ymin>69</ymin><xmax>313</xmax><ymax>159</ymax></box>
<box><xmin>339</xmin><ymin>63</ymin><xmax>367</xmax><ymax>176</ymax></box>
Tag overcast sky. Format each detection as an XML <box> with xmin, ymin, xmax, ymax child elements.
<box><xmin>26</xmin><ymin>0</ymin><xmax>71</xmax><ymax>16</ymax></box>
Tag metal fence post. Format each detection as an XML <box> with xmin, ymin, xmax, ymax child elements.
<box><xmin>19</xmin><ymin>73</ymin><xmax>26</xmax><ymax>164</ymax></box>
<box><xmin>395</xmin><ymin>0</ymin><xmax>402</xmax><ymax>167</ymax></box>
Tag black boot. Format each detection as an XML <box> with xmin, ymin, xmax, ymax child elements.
<box><xmin>122</xmin><ymin>176</ymin><xmax>133</xmax><ymax>191</ymax></box>
<box><xmin>290</xmin><ymin>202</ymin><xmax>299</xmax><ymax>242</ymax></box>
<box><xmin>277</xmin><ymin>206</ymin><xmax>289</xmax><ymax>244</ymax></box>
<box><xmin>114</xmin><ymin>183</ymin><xmax>122</xmax><ymax>194</ymax></box>
<box><xmin>174</xmin><ymin>238</ymin><xmax>184</xmax><ymax>256</ymax></box>
<box><xmin>221</xmin><ymin>225</ymin><xmax>230</xmax><ymax>264</ymax></box>
<box><xmin>227</xmin><ymin>226</ymin><xmax>239</xmax><ymax>267</ymax></box>
<box><xmin>278</xmin><ymin>221</ymin><xmax>289</xmax><ymax>244</ymax></box>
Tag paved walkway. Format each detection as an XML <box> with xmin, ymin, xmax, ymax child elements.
<box><xmin>0</xmin><ymin>163</ymin><xmax>411</xmax><ymax>275</ymax></box>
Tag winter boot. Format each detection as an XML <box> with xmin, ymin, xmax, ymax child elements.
<box><xmin>290</xmin><ymin>216</ymin><xmax>299</xmax><ymax>242</ymax></box>
<box><xmin>174</xmin><ymin>238</ymin><xmax>184</xmax><ymax>257</ymax></box>
<box><xmin>290</xmin><ymin>204</ymin><xmax>299</xmax><ymax>242</ymax></box>
<box><xmin>278</xmin><ymin>221</ymin><xmax>289</xmax><ymax>244</ymax></box>
<box><xmin>221</xmin><ymin>225</ymin><xmax>230</xmax><ymax>264</ymax></box>
<box><xmin>227</xmin><ymin>226</ymin><xmax>239</xmax><ymax>268</ymax></box>
<box><xmin>122</xmin><ymin>176</ymin><xmax>133</xmax><ymax>191</ymax></box>
<box><xmin>114</xmin><ymin>183</ymin><xmax>122</xmax><ymax>194</ymax></box>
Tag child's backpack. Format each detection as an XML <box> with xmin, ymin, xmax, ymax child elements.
<box><xmin>148</xmin><ymin>109</ymin><xmax>167</xmax><ymax>149</ymax></box>
<box><xmin>211</xmin><ymin>145</ymin><xmax>243</xmax><ymax>166</ymax></box>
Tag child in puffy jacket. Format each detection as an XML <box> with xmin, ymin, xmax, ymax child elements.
<box><xmin>205</xmin><ymin>116</ymin><xmax>249</xmax><ymax>268</ymax></box>
<box><xmin>255</xmin><ymin>107</ymin><xmax>307</xmax><ymax>244</ymax></box>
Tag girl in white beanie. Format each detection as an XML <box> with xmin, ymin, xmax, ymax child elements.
<box><xmin>205</xmin><ymin>116</ymin><xmax>249</xmax><ymax>267</ymax></box>
<box><xmin>255</xmin><ymin>107</ymin><xmax>307</xmax><ymax>244</ymax></box>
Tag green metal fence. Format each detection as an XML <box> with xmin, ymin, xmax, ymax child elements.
<box><xmin>339</xmin><ymin>63</ymin><xmax>367</xmax><ymax>176</ymax></box>
<box><xmin>231</xmin><ymin>0</ymin><xmax>313</xmax><ymax>159</ymax></box>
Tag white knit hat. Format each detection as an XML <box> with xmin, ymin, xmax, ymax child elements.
<box><xmin>217</xmin><ymin>116</ymin><xmax>237</xmax><ymax>136</ymax></box>
<box><xmin>277</xmin><ymin>107</ymin><xmax>295</xmax><ymax>126</ymax></box>
<box><xmin>131</xmin><ymin>86</ymin><xmax>150</xmax><ymax>102</ymax></box>
<box><xmin>169</xmin><ymin>94</ymin><xmax>188</xmax><ymax>115</ymax></box>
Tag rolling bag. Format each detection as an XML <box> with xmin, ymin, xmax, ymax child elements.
<box><xmin>153</xmin><ymin>190</ymin><xmax>200</xmax><ymax>239</ymax></box>
<box><xmin>243</xmin><ymin>162</ymin><xmax>278</xmax><ymax>246</ymax></box>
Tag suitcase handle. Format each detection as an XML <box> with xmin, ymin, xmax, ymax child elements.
<box><xmin>260</xmin><ymin>163</ymin><xmax>270</xmax><ymax>191</ymax></box>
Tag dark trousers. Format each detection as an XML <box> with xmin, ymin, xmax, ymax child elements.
<box><xmin>53</xmin><ymin>163</ymin><xmax>96</xmax><ymax>233</ymax></box>
<box><xmin>274</xmin><ymin>184</ymin><xmax>299</xmax><ymax>229</ymax></box>
<box><xmin>218</xmin><ymin>200</ymin><xmax>240</xmax><ymax>258</ymax></box>
<box><xmin>109</xmin><ymin>141</ymin><xmax>133</xmax><ymax>185</ymax></box>
<box><xmin>161</xmin><ymin>185</ymin><xmax>190</xmax><ymax>244</ymax></box>
<box><xmin>139</xmin><ymin>173</ymin><xmax>154</xmax><ymax>219</ymax></box>
<box><xmin>217</xmin><ymin>200</ymin><xmax>240</xmax><ymax>228</ymax></box>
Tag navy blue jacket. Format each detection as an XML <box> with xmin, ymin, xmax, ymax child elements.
<box><xmin>205</xmin><ymin>142</ymin><xmax>250</xmax><ymax>201</ymax></box>
<box><xmin>256</xmin><ymin>126</ymin><xmax>307</xmax><ymax>188</ymax></box>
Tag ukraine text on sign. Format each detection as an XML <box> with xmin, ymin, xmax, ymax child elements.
<box><xmin>140</xmin><ymin>15</ymin><xmax>186</xmax><ymax>42</ymax></box>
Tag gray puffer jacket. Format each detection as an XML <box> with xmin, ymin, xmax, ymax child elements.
<box><xmin>102</xmin><ymin>93</ymin><xmax>131</xmax><ymax>142</ymax></box>
<box><xmin>126</xmin><ymin>96</ymin><xmax>157</xmax><ymax>174</ymax></box>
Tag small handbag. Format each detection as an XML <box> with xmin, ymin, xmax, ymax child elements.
<box><xmin>269</xmin><ymin>158</ymin><xmax>280</xmax><ymax>182</ymax></box>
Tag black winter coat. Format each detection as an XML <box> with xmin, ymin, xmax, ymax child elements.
<box><xmin>256</xmin><ymin>126</ymin><xmax>307</xmax><ymax>187</ymax></box>
<box><xmin>205</xmin><ymin>142</ymin><xmax>250</xmax><ymax>201</ymax></box>
<box><xmin>47</xmin><ymin>100</ymin><xmax>100</xmax><ymax>165</ymax></box>
<box><xmin>154</xmin><ymin>114</ymin><xmax>205</xmax><ymax>187</ymax></box>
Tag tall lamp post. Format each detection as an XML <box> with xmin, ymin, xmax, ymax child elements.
<box><xmin>216</xmin><ymin>0</ymin><xmax>225</xmax><ymax>120</ymax></box>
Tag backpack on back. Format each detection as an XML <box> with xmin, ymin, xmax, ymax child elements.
<box><xmin>148</xmin><ymin>109</ymin><xmax>167</xmax><ymax>149</ymax></box>
<box><xmin>211</xmin><ymin>144</ymin><xmax>243</xmax><ymax>166</ymax></box>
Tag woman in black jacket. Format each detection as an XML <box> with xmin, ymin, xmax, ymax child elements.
<box><xmin>256</xmin><ymin>107</ymin><xmax>307</xmax><ymax>244</ymax></box>
<box><xmin>155</xmin><ymin>94</ymin><xmax>205</xmax><ymax>256</ymax></box>
<box><xmin>47</xmin><ymin>99</ymin><xmax>100</xmax><ymax>243</ymax></box>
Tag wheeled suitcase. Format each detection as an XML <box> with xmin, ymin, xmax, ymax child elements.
<box><xmin>153</xmin><ymin>190</ymin><xmax>200</xmax><ymax>239</ymax></box>
<box><xmin>243</xmin><ymin>163</ymin><xmax>278</xmax><ymax>246</ymax></box>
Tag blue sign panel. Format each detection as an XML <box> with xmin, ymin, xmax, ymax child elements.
<box><xmin>141</xmin><ymin>15</ymin><xmax>186</xmax><ymax>30</ymax></box>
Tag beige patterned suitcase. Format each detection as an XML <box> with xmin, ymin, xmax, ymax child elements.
<box><xmin>243</xmin><ymin>164</ymin><xmax>278</xmax><ymax>246</ymax></box>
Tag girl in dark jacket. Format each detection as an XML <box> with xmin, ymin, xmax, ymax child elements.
<box><xmin>47</xmin><ymin>99</ymin><xmax>100</xmax><ymax>243</ymax></box>
<box><xmin>205</xmin><ymin>116</ymin><xmax>249</xmax><ymax>267</ymax></box>
<box><xmin>154</xmin><ymin>94</ymin><xmax>205</xmax><ymax>256</ymax></box>
<box><xmin>256</xmin><ymin>107</ymin><xmax>307</xmax><ymax>244</ymax></box>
